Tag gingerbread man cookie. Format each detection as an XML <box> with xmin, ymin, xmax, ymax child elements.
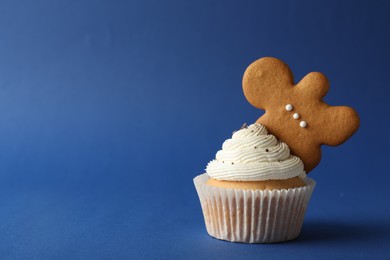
<box><xmin>243</xmin><ymin>57</ymin><xmax>359</xmax><ymax>173</ymax></box>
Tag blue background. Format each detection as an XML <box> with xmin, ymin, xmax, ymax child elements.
<box><xmin>0</xmin><ymin>0</ymin><xmax>389</xmax><ymax>259</ymax></box>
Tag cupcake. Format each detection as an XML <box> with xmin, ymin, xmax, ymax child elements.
<box><xmin>194</xmin><ymin>57</ymin><xmax>359</xmax><ymax>243</ymax></box>
<box><xmin>194</xmin><ymin>123</ymin><xmax>315</xmax><ymax>243</ymax></box>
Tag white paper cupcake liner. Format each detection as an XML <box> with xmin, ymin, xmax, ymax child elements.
<box><xmin>194</xmin><ymin>174</ymin><xmax>315</xmax><ymax>243</ymax></box>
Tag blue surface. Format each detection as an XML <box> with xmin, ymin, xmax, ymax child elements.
<box><xmin>0</xmin><ymin>0</ymin><xmax>389</xmax><ymax>259</ymax></box>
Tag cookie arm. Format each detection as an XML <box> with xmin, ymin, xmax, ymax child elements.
<box><xmin>295</xmin><ymin>72</ymin><xmax>329</xmax><ymax>99</ymax></box>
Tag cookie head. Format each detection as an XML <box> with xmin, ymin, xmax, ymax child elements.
<box><xmin>242</xmin><ymin>57</ymin><xmax>360</xmax><ymax>173</ymax></box>
<box><xmin>243</xmin><ymin>57</ymin><xmax>294</xmax><ymax>110</ymax></box>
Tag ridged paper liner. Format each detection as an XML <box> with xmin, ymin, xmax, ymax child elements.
<box><xmin>194</xmin><ymin>174</ymin><xmax>315</xmax><ymax>243</ymax></box>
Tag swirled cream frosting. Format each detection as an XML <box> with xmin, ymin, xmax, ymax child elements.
<box><xmin>206</xmin><ymin>123</ymin><xmax>306</xmax><ymax>181</ymax></box>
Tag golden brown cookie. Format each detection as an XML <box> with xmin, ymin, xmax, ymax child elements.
<box><xmin>243</xmin><ymin>57</ymin><xmax>359</xmax><ymax>172</ymax></box>
<box><xmin>207</xmin><ymin>177</ymin><xmax>306</xmax><ymax>190</ymax></box>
